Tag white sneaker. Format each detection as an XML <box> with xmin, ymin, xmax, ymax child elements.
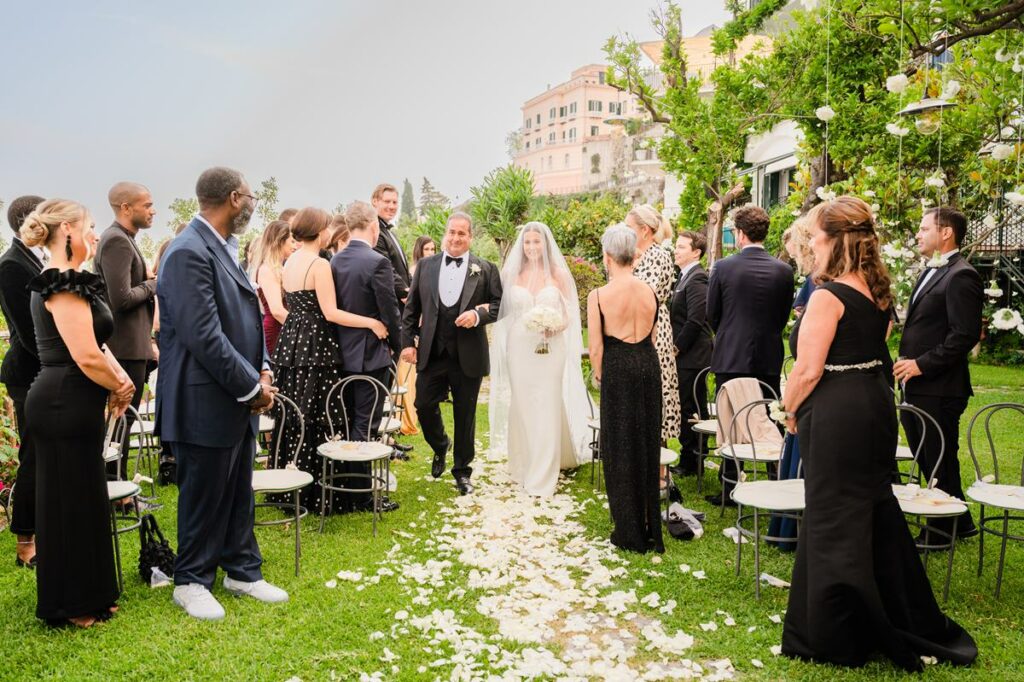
<box><xmin>223</xmin><ymin>576</ymin><xmax>289</xmax><ymax>603</ymax></box>
<box><xmin>173</xmin><ymin>583</ymin><xmax>225</xmax><ymax>621</ymax></box>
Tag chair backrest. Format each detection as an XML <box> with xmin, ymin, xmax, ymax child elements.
<box><xmin>103</xmin><ymin>405</ymin><xmax>145</xmax><ymax>480</ymax></box>
<box><xmin>324</xmin><ymin>374</ymin><xmax>391</xmax><ymax>442</ymax></box>
<box><xmin>266</xmin><ymin>393</ymin><xmax>304</xmax><ymax>470</ymax></box>
<box><xmin>723</xmin><ymin>398</ymin><xmax>785</xmax><ymax>478</ymax></box>
<box><xmin>585</xmin><ymin>368</ymin><xmax>599</xmax><ymax>419</ymax></box>
<box><xmin>782</xmin><ymin>355</ymin><xmax>795</xmax><ymax>381</ymax></box>
<box><xmin>714</xmin><ymin>377</ymin><xmax>779</xmax><ymax>441</ymax></box>
<box><xmin>966</xmin><ymin>402</ymin><xmax>1024</xmax><ymax>486</ymax></box>
<box><xmin>693</xmin><ymin>366</ymin><xmax>714</xmax><ymax>418</ymax></box>
<box><xmin>895</xmin><ymin>402</ymin><xmax>945</xmax><ymax>487</ymax></box>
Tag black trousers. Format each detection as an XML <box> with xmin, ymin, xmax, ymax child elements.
<box><xmin>169</xmin><ymin>437</ymin><xmax>263</xmax><ymax>589</ymax></box>
<box><xmin>714</xmin><ymin>372</ymin><xmax>781</xmax><ymax>494</ymax></box>
<box><xmin>5</xmin><ymin>383</ymin><xmax>35</xmax><ymax>536</ymax></box>
<box><xmin>108</xmin><ymin>359</ymin><xmax>149</xmax><ymax>479</ymax></box>
<box><xmin>676</xmin><ymin>362</ymin><xmax>707</xmax><ymax>470</ymax></box>
<box><xmin>415</xmin><ymin>351</ymin><xmax>481</xmax><ymax>480</ymax></box>
<box><xmin>901</xmin><ymin>392</ymin><xmax>975</xmax><ymax>535</ymax></box>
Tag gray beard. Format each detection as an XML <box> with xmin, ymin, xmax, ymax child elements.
<box><xmin>230</xmin><ymin>207</ymin><xmax>253</xmax><ymax>236</ymax></box>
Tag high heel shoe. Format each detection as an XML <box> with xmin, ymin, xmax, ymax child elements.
<box><xmin>15</xmin><ymin>555</ymin><xmax>38</xmax><ymax>569</ymax></box>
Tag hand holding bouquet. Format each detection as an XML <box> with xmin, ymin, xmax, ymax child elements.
<box><xmin>523</xmin><ymin>305</ymin><xmax>563</xmax><ymax>354</ymax></box>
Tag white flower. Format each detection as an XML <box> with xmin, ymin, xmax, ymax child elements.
<box><xmin>768</xmin><ymin>614</ymin><xmax>783</xmax><ymax>624</ymax></box>
<box><xmin>924</xmin><ymin>172</ymin><xmax>946</xmax><ymax>188</ymax></box>
<box><xmin>660</xmin><ymin>238</ymin><xmax>674</xmax><ymax>251</ymax></box>
<box><xmin>983</xmin><ymin>214</ymin><xmax>998</xmax><ymax>230</ymax></box>
<box><xmin>991</xmin><ymin>143</ymin><xmax>1015</xmax><ymax>161</ymax></box>
<box><xmin>768</xmin><ymin>400</ymin><xmax>788</xmax><ymax>424</ymax></box>
<box><xmin>886</xmin><ymin>74</ymin><xmax>909</xmax><ymax>93</ymax></box>
<box><xmin>1017</xmin><ymin>322</ymin><xmax>1024</xmax><ymax>336</ymax></box>
<box><xmin>863</xmin><ymin>189</ymin><xmax>876</xmax><ymax>197</ymax></box>
<box><xmin>815</xmin><ymin>186</ymin><xmax>837</xmax><ymax>202</ymax></box>
<box><xmin>469</xmin><ymin>263</ymin><xmax>481</xmax><ymax>276</ymax></box>
<box><xmin>926</xmin><ymin>252</ymin><xmax>950</xmax><ymax>269</ymax></box>
<box><xmin>523</xmin><ymin>305</ymin><xmax>563</xmax><ymax>334</ymax></box>
<box><xmin>990</xmin><ymin>308</ymin><xmax>1023</xmax><ymax>331</ymax></box>
<box><xmin>886</xmin><ymin>122</ymin><xmax>910</xmax><ymax>137</ymax></box>
<box><xmin>996</xmin><ymin>48</ymin><xmax>1013</xmax><ymax>63</ymax></box>
<box><xmin>1002</xmin><ymin>126</ymin><xmax>1016</xmax><ymax>138</ymax></box>
<box><xmin>752</xmin><ymin>659</ymin><xmax>765</xmax><ymax>668</ymax></box>
<box><xmin>984</xmin><ymin>281</ymin><xmax>1004</xmax><ymax>298</ymax></box>
<box><xmin>865</xmin><ymin>165</ymin><xmax>877</xmax><ymax>176</ymax></box>
<box><xmin>940</xmin><ymin>79</ymin><xmax>961</xmax><ymax>100</ymax></box>
<box><xmin>815</xmin><ymin>105</ymin><xmax>835</xmax><ymax>122</ymax></box>
<box><xmin>1005</xmin><ymin>190</ymin><xmax>1024</xmax><ymax>206</ymax></box>
<box><xmin>770</xmin><ymin>645</ymin><xmax>783</xmax><ymax>656</ymax></box>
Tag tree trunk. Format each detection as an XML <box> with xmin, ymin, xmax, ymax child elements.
<box><xmin>706</xmin><ymin>182</ymin><xmax>748</xmax><ymax>265</ymax></box>
<box><xmin>801</xmin><ymin>151</ymin><xmax>846</xmax><ymax>213</ymax></box>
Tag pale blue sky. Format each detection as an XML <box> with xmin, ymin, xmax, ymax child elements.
<box><xmin>0</xmin><ymin>1</ymin><xmax>729</xmax><ymax>237</ymax></box>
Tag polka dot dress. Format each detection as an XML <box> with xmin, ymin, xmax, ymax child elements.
<box><xmin>633</xmin><ymin>245</ymin><xmax>682</xmax><ymax>442</ymax></box>
<box><xmin>269</xmin><ymin>289</ymin><xmax>346</xmax><ymax>513</ymax></box>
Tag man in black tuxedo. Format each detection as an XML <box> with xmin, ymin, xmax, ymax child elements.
<box><xmin>94</xmin><ymin>182</ymin><xmax>158</xmax><ymax>475</ymax></box>
<box><xmin>670</xmin><ymin>230</ymin><xmax>713</xmax><ymax>475</ymax></box>
<box><xmin>331</xmin><ymin>201</ymin><xmax>403</xmax><ymax>512</ymax></box>
<box><xmin>400</xmin><ymin>212</ymin><xmax>501</xmax><ymax>495</ymax></box>
<box><xmin>706</xmin><ymin>205</ymin><xmax>793</xmax><ymax>504</ymax></box>
<box><xmin>895</xmin><ymin>207</ymin><xmax>982</xmax><ymax>540</ymax></box>
<box><xmin>0</xmin><ymin>195</ymin><xmax>45</xmax><ymax>567</ymax></box>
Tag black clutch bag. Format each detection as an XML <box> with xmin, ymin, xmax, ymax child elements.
<box><xmin>138</xmin><ymin>513</ymin><xmax>176</xmax><ymax>583</ymax></box>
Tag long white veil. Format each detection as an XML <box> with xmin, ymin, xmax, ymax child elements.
<box><xmin>488</xmin><ymin>222</ymin><xmax>590</xmax><ymax>464</ymax></box>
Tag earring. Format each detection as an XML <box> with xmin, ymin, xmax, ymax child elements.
<box><xmin>65</xmin><ymin>235</ymin><xmax>73</xmax><ymax>260</ymax></box>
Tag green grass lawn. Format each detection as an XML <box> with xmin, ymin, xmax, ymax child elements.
<box><xmin>0</xmin><ymin>364</ymin><xmax>1021</xmax><ymax>681</ymax></box>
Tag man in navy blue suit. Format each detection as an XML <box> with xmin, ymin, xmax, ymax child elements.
<box><xmin>330</xmin><ymin>201</ymin><xmax>403</xmax><ymax>512</ymax></box>
<box><xmin>156</xmin><ymin>167</ymin><xmax>287</xmax><ymax>621</ymax></box>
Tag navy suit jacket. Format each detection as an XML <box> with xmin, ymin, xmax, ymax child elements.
<box><xmin>707</xmin><ymin>246</ymin><xmax>793</xmax><ymax>376</ymax></box>
<box><xmin>155</xmin><ymin>219</ymin><xmax>269</xmax><ymax>448</ymax></box>
<box><xmin>330</xmin><ymin>239</ymin><xmax>402</xmax><ymax>372</ymax></box>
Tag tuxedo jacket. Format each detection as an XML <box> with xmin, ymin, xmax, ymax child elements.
<box><xmin>670</xmin><ymin>264</ymin><xmax>713</xmax><ymax>369</ymax></box>
<box><xmin>707</xmin><ymin>246</ymin><xmax>793</xmax><ymax>376</ymax></box>
<box><xmin>899</xmin><ymin>253</ymin><xmax>982</xmax><ymax>398</ymax></box>
<box><xmin>330</xmin><ymin>239</ymin><xmax>402</xmax><ymax>372</ymax></box>
<box><xmin>94</xmin><ymin>222</ymin><xmax>157</xmax><ymax>360</ymax></box>
<box><xmin>0</xmin><ymin>240</ymin><xmax>43</xmax><ymax>387</ymax></box>
<box><xmin>374</xmin><ymin>218</ymin><xmax>411</xmax><ymax>306</ymax></box>
<box><xmin>155</xmin><ymin>219</ymin><xmax>269</xmax><ymax>448</ymax></box>
<box><xmin>401</xmin><ymin>252</ymin><xmax>502</xmax><ymax>378</ymax></box>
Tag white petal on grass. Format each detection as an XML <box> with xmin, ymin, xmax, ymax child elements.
<box><xmin>769</xmin><ymin>614</ymin><xmax>783</xmax><ymax>624</ymax></box>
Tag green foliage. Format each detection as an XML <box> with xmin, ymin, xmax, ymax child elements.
<box><xmin>166</xmin><ymin>197</ymin><xmax>198</xmax><ymax>231</ymax></box>
<box><xmin>419</xmin><ymin>205</ymin><xmax>452</xmax><ymax>245</ymax></box>
<box><xmin>531</xmin><ymin>193</ymin><xmax>630</xmax><ymax>262</ymax></box>
<box><xmin>419</xmin><ymin>177</ymin><xmax>450</xmax><ymax>213</ymax></box>
<box><xmin>138</xmin><ymin>234</ymin><xmax>157</xmax><ymax>262</ymax></box>
<box><xmin>255</xmin><ymin>176</ymin><xmax>280</xmax><ymax>227</ymax></box>
<box><xmin>400</xmin><ymin>178</ymin><xmax>416</xmax><ymax>219</ymax></box>
<box><xmin>566</xmin><ymin>257</ymin><xmax>605</xmax><ymax>326</ymax></box>
<box><xmin>468</xmin><ymin>165</ymin><xmax>535</xmax><ymax>262</ymax></box>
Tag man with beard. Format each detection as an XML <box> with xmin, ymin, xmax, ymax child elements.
<box><xmin>156</xmin><ymin>167</ymin><xmax>285</xmax><ymax>621</ymax></box>
<box><xmin>95</xmin><ymin>182</ymin><xmax>158</xmax><ymax>476</ymax></box>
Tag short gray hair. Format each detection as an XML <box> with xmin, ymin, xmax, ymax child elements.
<box><xmin>601</xmin><ymin>223</ymin><xmax>636</xmax><ymax>266</ymax></box>
<box><xmin>447</xmin><ymin>211</ymin><xmax>473</xmax><ymax>233</ymax></box>
<box><xmin>196</xmin><ymin>167</ymin><xmax>245</xmax><ymax>208</ymax></box>
<box><xmin>345</xmin><ymin>200</ymin><xmax>377</xmax><ymax>233</ymax></box>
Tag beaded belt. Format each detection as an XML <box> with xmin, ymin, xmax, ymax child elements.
<box><xmin>823</xmin><ymin>359</ymin><xmax>883</xmax><ymax>372</ymax></box>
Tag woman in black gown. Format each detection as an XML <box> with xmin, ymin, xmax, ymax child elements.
<box><xmin>21</xmin><ymin>199</ymin><xmax>135</xmax><ymax>627</ymax></box>
<box><xmin>780</xmin><ymin>196</ymin><xmax>976</xmax><ymax>670</ymax></box>
<box><xmin>587</xmin><ymin>224</ymin><xmax>664</xmax><ymax>554</ymax></box>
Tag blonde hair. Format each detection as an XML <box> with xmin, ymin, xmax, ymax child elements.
<box><xmin>627</xmin><ymin>204</ymin><xmax>671</xmax><ymax>243</ymax></box>
<box><xmin>249</xmin><ymin>220</ymin><xmax>293</xmax><ymax>278</ymax></box>
<box><xmin>371</xmin><ymin>183</ymin><xmax>398</xmax><ymax>202</ymax></box>
<box><xmin>20</xmin><ymin>198</ymin><xmax>88</xmax><ymax>248</ymax></box>
<box><xmin>789</xmin><ymin>216</ymin><xmax>816</xmax><ymax>275</ymax></box>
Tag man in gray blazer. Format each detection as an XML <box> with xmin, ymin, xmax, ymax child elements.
<box><xmin>94</xmin><ymin>182</ymin><xmax>157</xmax><ymax>474</ymax></box>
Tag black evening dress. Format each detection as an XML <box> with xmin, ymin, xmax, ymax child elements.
<box><xmin>270</xmin><ymin>289</ymin><xmax>345</xmax><ymax>513</ymax></box>
<box><xmin>597</xmin><ymin>290</ymin><xmax>665</xmax><ymax>554</ymax></box>
<box><xmin>26</xmin><ymin>269</ymin><xmax>119</xmax><ymax>624</ymax></box>
<box><xmin>781</xmin><ymin>282</ymin><xmax>977</xmax><ymax>671</ymax></box>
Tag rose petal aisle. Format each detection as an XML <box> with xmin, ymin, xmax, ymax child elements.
<box><xmin>340</xmin><ymin>441</ymin><xmax>734</xmax><ymax>681</ymax></box>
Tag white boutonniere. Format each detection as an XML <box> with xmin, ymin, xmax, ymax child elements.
<box><xmin>925</xmin><ymin>252</ymin><xmax>950</xmax><ymax>269</ymax></box>
<box><xmin>469</xmin><ymin>263</ymin><xmax>481</xmax><ymax>276</ymax></box>
<box><xmin>768</xmin><ymin>400</ymin><xmax>790</xmax><ymax>424</ymax></box>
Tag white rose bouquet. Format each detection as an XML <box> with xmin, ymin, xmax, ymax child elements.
<box><xmin>523</xmin><ymin>305</ymin><xmax>563</xmax><ymax>354</ymax></box>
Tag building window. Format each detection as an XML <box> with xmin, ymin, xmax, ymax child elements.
<box><xmin>536</xmin><ymin>113</ymin><xmax>541</xmax><ymax>124</ymax></box>
<box><xmin>587</xmin><ymin>100</ymin><xmax>603</xmax><ymax>112</ymax></box>
<box><xmin>564</xmin><ymin>153</ymin><xmax>570</xmax><ymax>168</ymax></box>
<box><xmin>599</xmin><ymin>71</ymin><xmax>606</xmax><ymax>84</ymax></box>
<box><xmin>548</xmin><ymin>132</ymin><xmax>556</xmax><ymax>143</ymax></box>
<box><xmin>525</xmin><ymin>118</ymin><xmax>532</xmax><ymax>129</ymax></box>
<box><xmin>548</xmin><ymin>155</ymin><xmax>553</xmax><ymax>170</ymax></box>
<box><xmin>569</xmin><ymin>102</ymin><xmax>577</xmax><ymax>115</ymax></box>
<box><xmin>608</xmin><ymin>102</ymin><xmax>622</xmax><ymax>115</ymax></box>
<box><xmin>561</xmin><ymin>130</ymin><xmax>566</xmax><ymax>141</ymax></box>
<box><xmin>590</xmin><ymin>153</ymin><xmax>601</xmax><ymax>174</ymax></box>
<box><xmin>549</xmin><ymin>107</ymin><xmax>556</xmax><ymax>119</ymax></box>
<box><xmin>590</xmin><ymin>125</ymin><xmax>599</xmax><ymax>136</ymax></box>
<box><xmin>559</xmin><ymin>106</ymin><xmax>567</xmax><ymax>118</ymax></box>
<box><xmin>568</xmin><ymin>128</ymin><xmax>576</xmax><ymax>141</ymax></box>
<box><xmin>535</xmin><ymin>137</ymin><xmax>541</xmax><ymax>147</ymax></box>
<box><xmin>525</xmin><ymin>141</ymin><xmax>530</xmax><ymax>150</ymax></box>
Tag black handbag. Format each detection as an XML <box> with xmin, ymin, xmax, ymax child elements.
<box><xmin>138</xmin><ymin>513</ymin><xmax>176</xmax><ymax>583</ymax></box>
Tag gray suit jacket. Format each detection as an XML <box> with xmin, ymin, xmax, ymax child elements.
<box><xmin>94</xmin><ymin>222</ymin><xmax>157</xmax><ymax>360</ymax></box>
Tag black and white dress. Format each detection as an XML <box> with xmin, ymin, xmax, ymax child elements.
<box><xmin>271</xmin><ymin>289</ymin><xmax>345</xmax><ymax>513</ymax></box>
<box><xmin>633</xmin><ymin>245</ymin><xmax>681</xmax><ymax>441</ymax></box>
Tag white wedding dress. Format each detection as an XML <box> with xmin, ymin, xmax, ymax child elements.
<box><xmin>503</xmin><ymin>285</ymin><xmax>580</xmax><ymax>496</ymax></box>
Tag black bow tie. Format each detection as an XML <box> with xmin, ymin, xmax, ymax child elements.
<box><xmin>445</xmin><ymin>255</ymin><xmax>464</xmax><ymax>267</ymax></box>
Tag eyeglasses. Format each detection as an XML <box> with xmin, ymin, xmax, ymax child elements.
<box><xmin>234</xmin><ymin>191</ymin><xmax>259</xmax><ymax>204</ymax></box>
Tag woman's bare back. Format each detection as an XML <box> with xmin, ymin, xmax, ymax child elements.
<box><xmin>597</xmin><ymin>277</ymin><xmax>657</xmax><ymax>343</ymax></box>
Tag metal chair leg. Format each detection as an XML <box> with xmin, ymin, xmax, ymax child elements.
<box><xmin>319</xmin><ymin>459</ymin><xmax>328</xmax><ymax>534</ymax></box>
<box><xmin>753</xmin><ymin>509</ymin><xmax>761</xmax><ymax>600</ymax></box>
<box><xmin>734</xmin><ymin>510</ymin><xmax>743</xmax><ymax>577</ymax></box>
<box><xmin>977</xmin><ymin>506</ymin><xmax>985</xmax><ymax>578</ymax></box>
<box><xmin>996</xmin><ymin>512</ymin><xmax>1010</xmax><ymax>598</ymax></box>
<box><xmin>294</xmin><ymin>490</ymin><xmax>301</xmax><ymax>577</ymax></box>
<box><xmin>110</xmin><ymin>503</ymin><xmax>123</xmax><ymax>593</ymax></box>
<box><xmin>943</xmin><ymin>516</ymin><xmax>957</xmax><ymax>602</ymax></box>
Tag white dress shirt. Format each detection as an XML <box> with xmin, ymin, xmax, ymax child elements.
<box><xmin>913</xmin><ymin>247</ymin><xmax>958</xmax><ymax>304</ymax></box>
<box><xmin>439</xmin><ymin>250</ymin><xmax>469</xmax><ymax>308</ymax></box>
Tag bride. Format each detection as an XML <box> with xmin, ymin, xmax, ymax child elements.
<box><xmin>489</xmin><ymin>222</ymin><xmax>590</xmax><ymax>496</ymax></box>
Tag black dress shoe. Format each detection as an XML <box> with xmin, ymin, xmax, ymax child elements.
<box><xmin>431</xmin><ymin>440</ymin><xmax>450</xmax><ymax>479</ymax></box>
<box><xmin>455</xmin><ymin>477</ymin><xmax>474</xmax><ymax>495</ymax></box>
<box><xmin>391</xmin><ymin>450</ymin><xmax>411</xmax><ymax>462</ymax></box>
<box><xmin>393</xmin><ymin>442</ymin><xmax>413</xmax><ymax>453</ymax></box>
<box><xmin>354</xmin><ymin>497</ymin><xmax>400</xmax><ymax>513</ymax></box>
<box><xmin>669</xmin><ymin>464</ymin><xmax>698</xmax><ymax>477</ymax></box>
<box><xmin>704</xmin><ymin>492</ymin><xmax>737</xmax><ymax>508</ymax></box>
<box><xmin>15</xmin><ymin>555</ymin><xmax>37</xmax><ymax>570</ymax></box>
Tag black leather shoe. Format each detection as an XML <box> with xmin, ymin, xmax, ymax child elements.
<box><xmin>355</xmin><ymin>497</ymin><xmax>400</xmax><ymax>513</ymax></box>
<box><xmin>704</xmin><ymin>493</ymin><xmax>737</xmax><ymax>508</ymax></box>
<box><xmin>669</xmin><ymin>464</ymin><xmax>698</xmax><ymax>477</ymax></box>
<box><xmin>455</xmin><ymin>477</ymin><xmax>474</xmax><ymax>495</ymax></box>
<box><xmin>391</xmin><ymin>450</ymin><xmax>411</xmax><ymax>462</ymax></box>
<box><xmin>431</xmin><ymin>440</ymin><xmax>450</xmax><ymax>479</ymax></box>
<box><xmin>393</xmin><ymin>442</ymin><xmax>413</xmax><ymax>453</ymax></box>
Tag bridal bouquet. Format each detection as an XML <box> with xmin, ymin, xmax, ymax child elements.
<box><xmin>523</xmin><ymin>305</ymin><xmax>563</xmax><ymax>354</ymax></box>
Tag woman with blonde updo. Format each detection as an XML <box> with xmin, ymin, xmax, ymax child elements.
<box><xmin>23</xmin><ymin>199</ymin><xmax>134</xmax><ymax>628</ymax></box>
<box><xmin>780</xmin><ymin>196</ymin><xmax>977</xmax><ymax>670</ymax></box>
<box><xmin>624</xmin><ymin>205</ymin><xmax>681</xmax><ymax>448</ymax></box>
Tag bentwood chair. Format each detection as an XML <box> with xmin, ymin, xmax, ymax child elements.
<box><xmin>319</xmin><ymin>375</ymin><xmax>394</xmax><ymax>536</ymax></box>
<box><xmin>727</xmin><ymin>398</ymin><xmax>805</xmax><ymax>599</ymax></box>
<box><xmin>103</xmin><ymin>411</ymin><xmax>142</xmax><ymax>592</ymax></box>
<box><xmin>711</xmin><ymin>379</ymin><xmax>781</xmax><ymax>514</ymax></box>
<box><xmin>965</xmin><ymin>402</ymin><xmax>1024</xmax><ymax>598</ymax></box>
<box><xmin>251</xmin><ymin>394</ymin><xmax>313</xmax><ymax>576</ymax></box>
<box><xmin>892</xmin><ymin>402</ymin><xmax>964</xmax><ymax>602</ymax></box>
<box><xmin>689</xmin><ymin>367</ymin><xmax>717</xmax><ymax>494</ymax></box>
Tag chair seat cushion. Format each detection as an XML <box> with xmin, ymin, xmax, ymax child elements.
<box><xmin>718</xmin><ymin>442</ymin><xmax>782</xmax><ymax>462</ymax></box>
<box><xmin>892</xmin><ymin>484</ymin><xmax>968</xmax><ymax>516</ymax></box>
<box><xmin>259</xmin><ymin>416</ymin><xmax>276</xmax><ymax>433</ymax></box>
<box><xmin>691</xmin><ymin>419</ymin><xmax>717</xmax><ymax>435</ymax></box>
<box><xmin>377</xmin><ymin>417</ymin><xmax>402</xmax><ymax>434</ymax></box>
<box><xmin>966</xmin><ymin>481</ymin><xmax>1024</xmax><ymax>511</ymax></box>
<box><xmin>107</xmin><ymin>480</ymin><xmax>141</xmax><ymax>501</ymax></box>
<box><xmin>659</xmin><ymin>447</ymin><xmax>678</xmax><ymax>466</ymax></box>
<box><xmin>895</xmin><ymin>445</ymin><xmax>914</xmax><ymax>461</ymax></box>
<box><xmin>732</xmin><ymin>479</ymin><xmax>805</xmax><ymax>511</ymax></box>
<box><xmin>252</xmin><ymin>469</ymin><xmax>314</xmax><ymax>493</ymax></box>
<box><xmin>317</xmin><ymin>440</ymin><xmax>392</xmax><ymax>462</ymax></box>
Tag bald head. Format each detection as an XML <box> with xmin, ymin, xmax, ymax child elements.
<box><xmin>109</xmin><ymin>181</ymin><xmax>155</xmax><ymax>230</ymax></box>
